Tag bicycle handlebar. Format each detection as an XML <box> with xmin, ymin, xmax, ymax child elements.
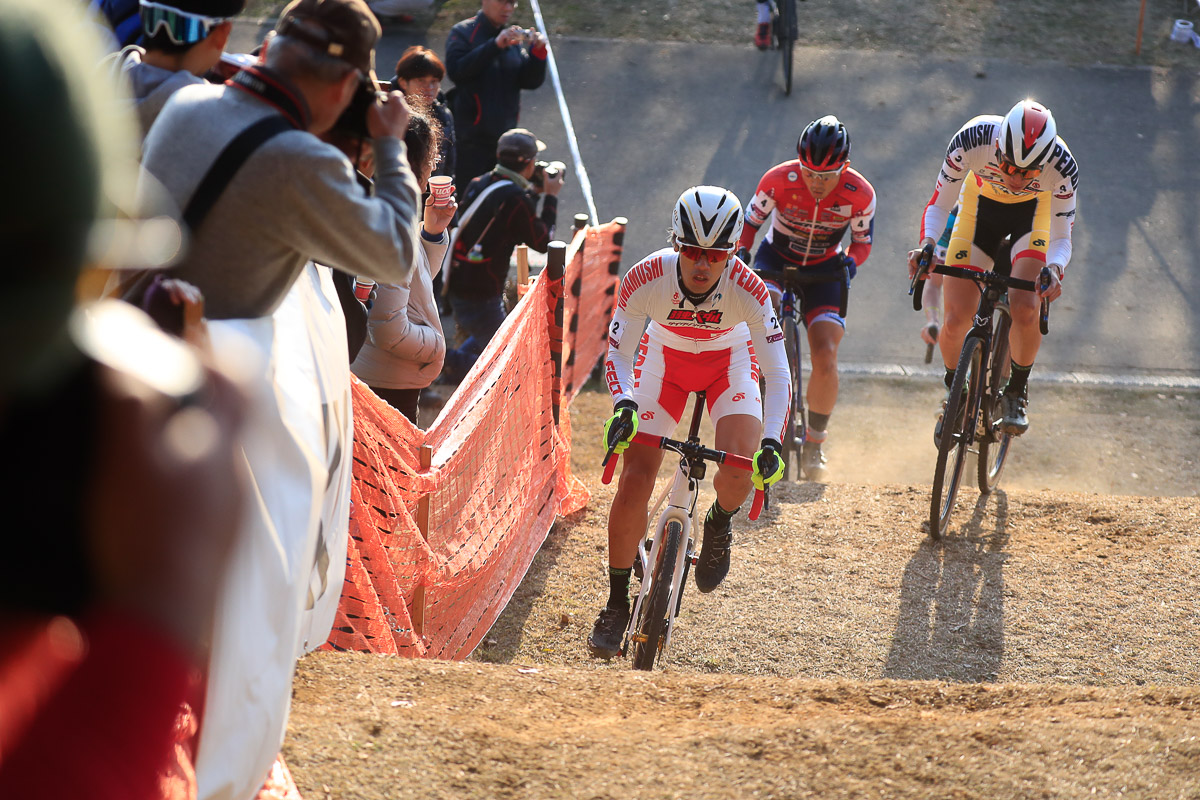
<box><xmin>915</xmin><ymin>263</ymin><xmax>1052</xmax><ymax>335</ymax></box>
<box><xmin>601</xmin><ymin>430</ymin><xmax>767</xmax><ymax>521</ymax></box>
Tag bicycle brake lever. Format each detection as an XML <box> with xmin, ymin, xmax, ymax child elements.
<box><xmin>910</xmin><ymin>243</ymin><xmax>935</xmax><ymax>311</ymax></box>
<box><xmin>749</xmin><ymin>487</ymin><xmax>766</xmax><ymax>521</ymax></box>
<box><xmin>1038</xmin><ymin>267</ymin><xmax>1051</xmax><ymax>335</ymax></box>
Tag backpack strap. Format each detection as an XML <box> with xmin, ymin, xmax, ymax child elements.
<box><xmin>182</xmin><ymin>115</ymin><xmax>294</xmax><ymax>233</ymax></box>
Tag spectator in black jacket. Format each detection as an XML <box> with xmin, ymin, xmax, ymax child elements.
<box><xmin>444</xmin><ymin>0</ymin><xmax>547</xmax><ymax>189</ymax></box>
<box><xmin>446</xmin><ymin>127</ymin><xmax>561</xmax><ymax>354</ymax></box>
<box><xmin>393</xmin><ymin>45</ymin><xmax>455</xmax><ymax>182</ymax></box>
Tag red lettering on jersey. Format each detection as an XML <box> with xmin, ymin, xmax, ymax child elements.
<box><xmin>667</xmin><ymin>309</ymin><xmax>694</xmax><ymax>321</ymax></box>
<box><xmin>604</xmin><ymin>359</ymin><xmax>621</xmax><ymax>394</ymax></box>
<box><xmin>617</xmin><ymin>256</ymin><xmax>664</xmax><ymax>309</ymax></box>
<box><xmin>640</xmin><ymin>411</ymin><xmax>655</xmax><ymax>420</ymax></box>
<box><xmin>696</xmin><ymin>309</ymin><xmax>723</xmax><ymax>325</ymax></box>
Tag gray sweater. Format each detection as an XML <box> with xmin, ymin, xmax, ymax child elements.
<box><xmin>140</xmin><ymin>81</ymin><xmax>421</xmax><ymax>320</ymax></box>
<box><xmin>115</xmin><ymin>47</ymin><xmax>203</xmax><ymax>139</ymax></box>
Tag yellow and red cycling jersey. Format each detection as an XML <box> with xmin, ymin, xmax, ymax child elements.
<box><xmin>921</xmin><ymin>114</ymin><xmax>1079</xmax><ymax>270</ymax></box>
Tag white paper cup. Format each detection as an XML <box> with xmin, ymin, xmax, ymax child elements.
<box><xmin>429</xmin><ymin>175</ymin><xmax>454</xmax><ymax>207</ymax></box>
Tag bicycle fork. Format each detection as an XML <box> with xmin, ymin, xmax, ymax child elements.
<box><xmin>624</xmin><ymin>466</ymin><xmax>697</xmax><ymax>663</ymax></box>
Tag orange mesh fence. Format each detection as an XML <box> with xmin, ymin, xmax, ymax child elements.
<box><xmin>325</xmin><ymin>221</ymin><xmax>623</xmax><ymax>659</ymax></box>
<box><xmin>562</xmin><ymin>219</ymin><xmax>625</xmax><ymax>403</ymax></box>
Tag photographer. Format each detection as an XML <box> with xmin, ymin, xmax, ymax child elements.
<box><xmin>445</xmin><ymin>0</ymin><xmax>548</xmax><ymax>189</ymax></box>
<box><xmin>446</xmin><ymin>127</ymin><xmax>561</xmax><ymax>356</ymax></box>
<box><xmin>139</xmin><ymin>0</ymin><xmax>420</xmax><ymax>321</ymax></box>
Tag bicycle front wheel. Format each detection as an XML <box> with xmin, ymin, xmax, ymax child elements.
<box><xmin>631</xmin><ymin>519</ymin><xmax>681</xmax><ymax>671</ymax></box>
<box><xmin>781</xmin><ymin>314</ymin><xmax>804</xmax><ymax>481</ymax></box>
<box><xmin>779</xmin><ymin>0</ymin><xmax>796</xmax><ymax>95</ymax></box>
<box><xmin>978</xmin><ymin>312</ymin><xmax>1013</xmax><ymax>493</ymax></box>
<box><xmin>930</xmin><ymin>336</ymin><xmax>983</xmax><ymax>539</ymax></box>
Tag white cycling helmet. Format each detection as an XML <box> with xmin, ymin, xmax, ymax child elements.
<box><xmin>997</xmin><ymin>99</ymin><xmax>1058</xmax><ymax>171</ymax></box>
<box><xmin>671</xmin><ymin>185</ymin><xmax>743</xmax><ymax>250</ymax></box>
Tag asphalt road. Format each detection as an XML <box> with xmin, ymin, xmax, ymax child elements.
<box><xmin>230</xmin><ymin>22</ymin><xmax>1200</xmax><ymax>380</ymax></box>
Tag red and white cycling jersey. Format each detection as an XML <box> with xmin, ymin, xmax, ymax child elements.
<box><xmin>604</xmin><ymin>248</ymin><xmax>791</xmax><ymax>443</ymax></box>
<box><xmin>740</xmin><ymin>160</ymin><xmax>877</xmax><ymax>267</ymax></box>
<box><xmin>921</xmin><ymin>114</ymin><xmax>1080</xmax><ymax>269</ymax></box>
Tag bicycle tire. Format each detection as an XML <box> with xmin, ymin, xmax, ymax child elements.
<box><xmin>978</xmin><ymin>311</ymin><xmax>1013</xmax><ymax>493</ymax></box>
<box><xmin>781</xmin><ymin>314</ymin><xmax>804</xmax><ymax>481</ymax></box>
<box><xmin>631</xmin><ymin>519</ymin><xmax>681</xmax><ymax>671</ymax></box>
<box><xmin>930</xmin><ymin>336</ymin><xmax>983</xmax><ymax>539</ymax></box>
<box><xmin>779</xmin><ymin>0</ymin><xmax>796</xmax><ymax>95</ymax></box>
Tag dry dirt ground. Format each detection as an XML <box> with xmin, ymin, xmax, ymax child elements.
<box><xmin>286</xmin><ymin>383</ymin><xmax>1200</xmax><ymax>799</ymax></box>
<box><xmin>266</xmin><ymin>2</ymin><xmax>1200</xmax><ymax>795</ymax></box>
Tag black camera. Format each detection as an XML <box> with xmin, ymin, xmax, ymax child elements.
<box><xmin>333</xmin><ymin>79</ymin><xmax>385</xmax><ymax>140</ymax></box>
<box><xmin>530</xmin><ymin>159</ymin><xmax>566</xmax><ymax>191</ymax></box>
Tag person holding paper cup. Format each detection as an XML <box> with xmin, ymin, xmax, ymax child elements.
<box><xmin>352</xmin><ymin>108</ymin><xmax>477</xmax><ymax>422</ymax></box>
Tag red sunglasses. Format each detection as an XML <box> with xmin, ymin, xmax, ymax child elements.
<box><xmin>679</xmin><ymin>244</ymin><xmax>732</xmax><ymax>264</ymax></box>
<box><xmin>994</xmin><ymin>146</ymin><xmax>1043</xmax><ymax>180</ymax></box>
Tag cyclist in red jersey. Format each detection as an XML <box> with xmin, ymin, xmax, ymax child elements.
<box><xmin>737</xmin><ymin>115</ymin><xmax>876</xmax><ymax>480</ymax></box>
<box><xmin>588</xmin><ymin>186</ymin><xmax>790</xmax><ymax>659</ymax></box>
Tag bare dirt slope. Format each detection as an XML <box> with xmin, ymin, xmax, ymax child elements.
<box><xmin>285</xmin><ymin>384</ymin><xmax>1200</xmax><ymax>800</ymax></box>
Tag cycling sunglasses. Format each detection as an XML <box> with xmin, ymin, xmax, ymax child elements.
<box><xmin>679</xmin><ymin>244</ymin><xmax>733</xmax><ymax>264</ymax></box>
<box><xmin>799</xmin><ymin>164</ymin><xmax>844</xmax><ymax>179</ymax></box>
<box><xmin>994</xmin><ymin>146</ymin><xmax>1043</xmax><ymax>180</ymax></box>
<box><xmin>141</xmin><ymin>0</ymin><xmax>230</xmax><ymax>45</ymax></box>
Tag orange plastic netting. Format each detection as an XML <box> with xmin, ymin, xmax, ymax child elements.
<box><xmin>325</xmin><ymin>221</ymin><xmax>624</xmax><ymax>659</ymax></box>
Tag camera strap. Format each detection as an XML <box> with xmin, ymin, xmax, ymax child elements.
<box><xmin>228</xmin><ymin>66</ymin><xmax>310</xmax><ymax>130</ymax></box>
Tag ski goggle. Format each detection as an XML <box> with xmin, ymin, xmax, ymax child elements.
<box><xmin>994</xmin><ymin>145</ymin><xmax>1043</xmax><ymax>180</ymax></box>
<box><xmin>679</xmin><ymin>244</ymin><xmax>733</xmax><ymax>264</ymax></box>
<box><xmin>140</xmin><ymin>0</ymin><xmax>229</xmax><ymax>45</ymax></box>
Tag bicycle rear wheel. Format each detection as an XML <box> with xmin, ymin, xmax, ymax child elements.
<box><xmin>930</xmin><ymin>336</ymin><xmax>983</xmax><ymax>539</ymax></box>
<box><xmin>780</xmin><ymin>315</ymin><xmax>804</xmax><ymax>480</ymax></box>
<box><xmin>631</xmin><ymin>519</ymin><xmax>681</xmax><ymax>671</ymax></box>
<box><xmin>779</xmin><ymin>0</ymin><xmax>796</xmax><ymax>95</ymax></box>
<box><xmin>978</xmin><ymin>312</ymin><xmax>1013</xmax><ymax>493</ymax></box>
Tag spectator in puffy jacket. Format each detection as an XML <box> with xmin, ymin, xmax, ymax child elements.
<box><xmin>444</xmin><ymin>0</ymin><xmax>547</xmax><ymax>189</ymax></box>
<box><xmin>351</xmin><ymin>108</ymin><xmax>476</xmax><ymax>424</ymax></box>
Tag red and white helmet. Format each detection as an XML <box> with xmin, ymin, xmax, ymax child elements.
<box><xmin>997</xmin><ymin>99</ymin><xmax>1058</xmax><ymax>171</ymax></box>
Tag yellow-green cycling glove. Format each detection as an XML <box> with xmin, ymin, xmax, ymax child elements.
<box><xmin>752</xmin><ymin>438</ymin><xmax>784</xmax><ymax>490</ymax></box>
<box><xmin>602</xmin><ymin>400</ymin><xmax>639</xmax><ymax>456</ymax></box>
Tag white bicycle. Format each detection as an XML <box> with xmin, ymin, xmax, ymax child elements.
<box><xmin>601</xmin><ymin>392</ymin><xmax>766</xmax><ymax>671</ymax></box>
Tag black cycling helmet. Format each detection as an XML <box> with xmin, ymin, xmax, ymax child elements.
<box><xmin>797</xmin><ymin>115</ymin><xmax>851</xmax><ymax>171</ymax></box>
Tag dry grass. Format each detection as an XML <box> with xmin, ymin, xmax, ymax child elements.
<box><xmin>245</xmin><ymin>0</ymin><xmax>1200</xmax><ymax>69</ymax></box>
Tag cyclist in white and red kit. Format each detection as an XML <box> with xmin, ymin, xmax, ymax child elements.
<box><xmin>737</xmin><ymin>115</ymin><xmax>876</xmax><ymax>480</ymax></box>
<box><xmin>908</xmin><ymin>98</ymin><xmax>1077</xmax><ymax>438</ymax></box>
<box><xmin>588</xmin><ymin>185</ymin><xmax>791</xmax><ymax>659</ymax></box>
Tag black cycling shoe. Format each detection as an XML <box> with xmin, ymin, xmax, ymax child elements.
<box><xmin>694</xmin><ymin>511</ymin><xmax>733</xmax><ymax>593</ymax></box>
<box><xmin>998</xmin><ymin>389</ymin><xmax>1030</xmax><ymax>436</ymax></box>
<box><xmin>587</xmin><ymin>604</ymin><xmax>630</xmax><ymax>659</ymax></box>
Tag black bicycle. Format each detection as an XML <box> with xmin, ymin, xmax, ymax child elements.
<box><xmin>911</xmin><ymin>243</ymin><xmax>1050</xmax><ymax>539</ymax></box>
<box><xmin>771</xmin><ymin>261</ymin><xmax>849</xmax><ymax>481</ymax></box>
<box><xmin>768</xmin><ymin>0</ymin><xmax>801</xmax><ymax>95</ymax></box>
